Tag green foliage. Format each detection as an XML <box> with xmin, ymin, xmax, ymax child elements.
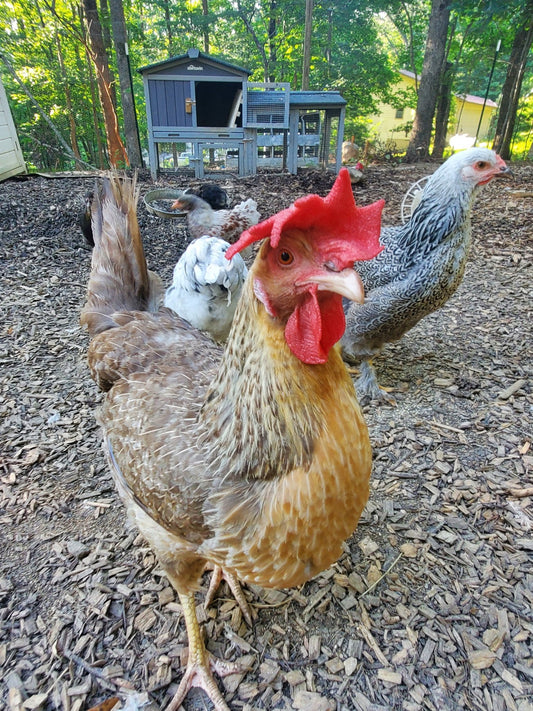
<box><xmin>0</xmin><ymin>0</ymin><xmax>99</xmax><ymax>168</ymax></box>
<box><xmin>309</xmin><ymin>3</ymin><xmax>396</xmax><ymax>118</ymax></box>
<box><xmin>384</xmin><ymin>85</ymin><xmax>418</xmax><ymax>111</ymax></box>
<box><xmin>0</xmin><ymin>0</ymin><xmax>530</xmax><ymax>170</ymax></box>
<box><xmin>511</xmin><ymin>90</ymin><xmax>533</xmax><ymax>159</ymax></box>
<box><xmin>374</xmin><ymin>0</ymin><xmax>430</xmax><ymax>75</ymax></box>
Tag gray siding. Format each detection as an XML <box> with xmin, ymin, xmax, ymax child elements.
<box><xmin>148</xmin><ymin>80</ymin><xmax>191</xmax><ymax>127</ymax></box>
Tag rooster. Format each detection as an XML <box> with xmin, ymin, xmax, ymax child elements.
<box><xmin>164</xmin><ymin>236</ymin><xmax>248</xmax><ymax>342</ymax></box>
<box><xmin>341</xmin><ymin>148</ymin><xmax>511</xmax><ymax>404</ymax></box>
<box><xmin>80</xmin><ymin>169</ymin><xmax>383</xmax><ymax>710</ymax></box>
<box><xmin>171</xmin><ymin>193</ymin><xmax>260</xmax><ymax>243</ymax></box>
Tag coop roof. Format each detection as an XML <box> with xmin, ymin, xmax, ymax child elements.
<box><xmin>138</xmin><ymin>48</ymin><xmax>251</xmax><ymax>76</ymax></box>
<box><xmin>289</xmin><ymin>91</ymin><xmax>347</xmax><ymax>109</ymax></box>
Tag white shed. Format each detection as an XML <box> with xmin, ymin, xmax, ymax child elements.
<box><xmin>0</xmin><ymin>78</ymin><xmax>26</xmax><ymax>181</ymax></box>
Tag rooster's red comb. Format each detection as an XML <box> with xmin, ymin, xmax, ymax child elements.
<box><xmin>226</xmin><ymin>168</ymin><xmax>384</xmax><ymax>262</ymax></box>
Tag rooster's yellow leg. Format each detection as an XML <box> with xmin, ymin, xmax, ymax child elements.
<box><xmin>205</xmin><ymin>565</ymin><xmax>253</xmax><ymax>626</ymax></box>
<box><xmin>166</xmin><ymin>590</ymin><xmax>244</xmax><ymax>711</ymax></box>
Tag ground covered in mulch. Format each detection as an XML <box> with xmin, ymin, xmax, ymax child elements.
<box><xmin>0</xmin><ymin>160</ymin><xmax>532</xmax><ymax>711</ymax></box>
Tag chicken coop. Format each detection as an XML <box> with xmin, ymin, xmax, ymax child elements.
<box><xmin>138</xmin><ymin>49</ymin><xmax>346</xmax><ymax>179</ymax></box>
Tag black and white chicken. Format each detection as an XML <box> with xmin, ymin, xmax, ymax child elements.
<box><xmin>341</xmin><ymin>147</ymin><xmax>512</xmax><ymax>404</ymax></box>
<box><xmin>185</xmin><ymin>183</ymin><xmax>229</xmax><ymax>210</ymax></box>
<box><xmin>164</xmin><ymin>236</ymin><xmax>248</xmax><ymax>343</ymax></box>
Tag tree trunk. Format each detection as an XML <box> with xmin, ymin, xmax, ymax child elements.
<box><xmin>56</xmin><ymin>33</ymin><xmax>81</xmax><ymax>161</ymax></box>
<box><xmin>267</xmin><ymin>0</ymin><xmax>277</xmax><ymax>82</ymax></box>
<box><xmin>325</xmin><ymin>7</ymin><xmax>332</xmax><ymax>68</ymax></box>
<box><xmin>98</xmin><ymin>0</ymin><xmax>117</xmax><ymax>110</ymax></box>
<box><xmin>405</xmin><ymin>0</ymin><xmax>451</xmax><ymax>162</ymax></box>
<box><xmin>82</xmin><ymin>0</ymin><xmax>129</xmax><ymax>167</ymax></box>
<box><xmin>79</xmin><ymin>2</ymin><xmax>106</xmax><ymax>168</ymax></box>
<box><xmin>202</xmin><ymin>0</ymin><xmax>209</xmax><ymax>53</ymax></box>
<box><xmin>302</xmin><ymin>0</ymin><xmax>313</xmax><ymax>90</ymax></box>
<box><xmin>162</xmin><ymin>0</ymin><xmax>174</xmax><ymax>57</ymax></box>
<box><xmin>492</xmin><ymin>5</ymin><xmax>533</xmax><ymax>159</ymax></box>
<box><xmin>109</xmin><ymin>0</ymin><xmax>143</xmax><ymax>167</ymax></box>
<box><xmin>431</xmin><ymin>60</ymin><xmax>453</xmax><ymax>160</ymax></box>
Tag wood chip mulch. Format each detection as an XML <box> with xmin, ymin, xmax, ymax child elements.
<box><xmin>0</xmin><ymin>160</ymin><xmax>532</xmax><ymax>711</ymax></box>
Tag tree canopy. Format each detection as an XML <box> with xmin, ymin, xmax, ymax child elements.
<box><xmin>0</xmin><ymin>0</ymin><xmax>531</xmax><ymax>170</ymax></box>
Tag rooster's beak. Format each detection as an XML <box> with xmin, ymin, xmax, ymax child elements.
<box><xmin>299</xmin><ymin>268</ymin><xmax>365</xmax><ymax>304</ymax></box>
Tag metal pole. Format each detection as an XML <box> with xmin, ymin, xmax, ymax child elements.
<box><xmin>474</xmin><ymin>39</ymin><xmax>501</xmax><ymax>145</ymax></box>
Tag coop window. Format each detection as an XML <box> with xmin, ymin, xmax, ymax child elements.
<box><xmin>243</xmin><ymin>82</ymin><xmax>290</xmax><ymax>129</ymax></box>
<box><xmin>395</xmin><ymin>108</ymin><xmax>404</xmax><ymax>119</ymax></box>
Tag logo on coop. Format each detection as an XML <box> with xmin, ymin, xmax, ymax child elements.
<box><xmin>187</xmin><ymin>64</ymin><xmax>204</xmax><ymax>71</ymax></box>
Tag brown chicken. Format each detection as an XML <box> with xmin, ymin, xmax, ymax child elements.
<box><xmin>80</xmin><ymin>170</ymin><xmax>384</xmax><ymax>710</ymax></box>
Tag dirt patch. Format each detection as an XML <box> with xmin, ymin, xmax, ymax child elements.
<box><xmin>1</xmin><ymin>162</ymin><xmax>532</xmax><ymax>711</ymax></box>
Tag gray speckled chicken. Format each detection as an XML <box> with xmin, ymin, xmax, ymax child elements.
<box><xmin>341</xmin><ymin>148</ymin><xmax>511</xmax><ymax>404</ymax></box>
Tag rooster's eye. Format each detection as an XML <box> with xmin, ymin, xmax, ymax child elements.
<box><xmin>278</xmin><ymin>250</ymin><xmax>294</xmax><ymax>265</ymax></box>
<box><xmin>476</xmin><ymin>161</ymin><xmax>487</xmax><ymax>169</ymax></box>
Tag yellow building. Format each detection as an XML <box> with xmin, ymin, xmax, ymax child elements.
<box><xmin>368</xmin><ymin>69</ymin><xmax>498</xmax><ymax>151</ymax></box>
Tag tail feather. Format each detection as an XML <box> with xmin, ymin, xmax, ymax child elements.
<box><xmin>80</xmin><ymin>174</ymin><xmax>162</xmax><ymax>337</ymax></box>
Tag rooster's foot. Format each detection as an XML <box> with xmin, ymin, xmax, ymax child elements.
<box><xmin>205</xmin><ymin>564</ymin><xmax>253</xmax><ymax>626</ymax></box>
<box><xmin>355</xmin><ymin>360</ymin><xmax>397</xmax><ymax>406</ymax></box>
<box><xmin>165</xmin><ymin>591</ymin><xmax>251</xmax><ymax>711</ymax></box>
<box><xmin>166</xmin><ymin>652</ymin><xmax>249</xmax><ymax>711</ymax></box>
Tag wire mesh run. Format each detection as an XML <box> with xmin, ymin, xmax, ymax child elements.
<box><xmin>243</xmin><ymin>82</ymin><xmax>290</xmax><ymax>129</ymax></box>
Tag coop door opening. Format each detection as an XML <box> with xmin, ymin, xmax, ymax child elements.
<box><xmin>195</xmin><ymin>82</ymin><xmax>243</xmax><ymax>128</ymax></box>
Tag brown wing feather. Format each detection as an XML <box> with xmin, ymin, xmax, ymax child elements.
<box><xmin>87</xmin><ymin>309</ymin><xmax>221</xmax><ymax>391</ymax></box>
<box><xmin>80</xmin><ymin>175</ymin><xmax>163</xmax><ymax>337</ymax></box>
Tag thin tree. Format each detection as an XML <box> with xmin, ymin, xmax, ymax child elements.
<box><xmin>302</xmin><ymin>0</ymin><xmax>313</xmax><ymax>90</ymax></box>
<box><xmin>492</xmin><ymin>2</ymin><xmax>533</xmax><ymax>159</ymax></box>
<box><xmin>79</xmin><ymin>3</ymin><xmax>106</xmax><ymax>168</ymax></box>
<box><xmin>109</xmin><ymin>0</ymin><xmax>143</xmax><ymax>167</ymax></box>
<box><xmin>431</xmin><ymin>13</ymin><xmax>477</xmax><ymax>161</ymax></box>
<box><xmin>267</xmin><ymin>0</ymin><xmax>277</xmax><ymax>82</ymax></box>
<box><xmin>236</xmin><ymin>0</ymin><xmax>271</xmax><ymax>81</ymax></box>
<box><xmin>405</xmin><ymin>0</ymin><xmax>451</xmax><ymax>162</ymax></box>
<box><xmin>55</xmin><ymin>32</ymin><xmax>82</xmax><ymax>161</ymax></box>
<box><xmin>99</xmin><ymin>0</ymin><xmax>118</xmax><ymax>109</ymax></box>
<box><xmin>82</xmin><ymin>0</ymin><xmax>128</xmax><ymax>167</ymax></box>
<box><xmin>161</xmin><ymin>0</ymin><xmax>175</xmax><ymax>57</ymax></box>
<box><xmin>202</xmin><ymin>0</ymin><xmax>209</xmax><ymax>52</ymax></box>
<box><xmin>431</xmin><ymin>60</ymin><xmax>453</xmax><ymax>160</ymax></box>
